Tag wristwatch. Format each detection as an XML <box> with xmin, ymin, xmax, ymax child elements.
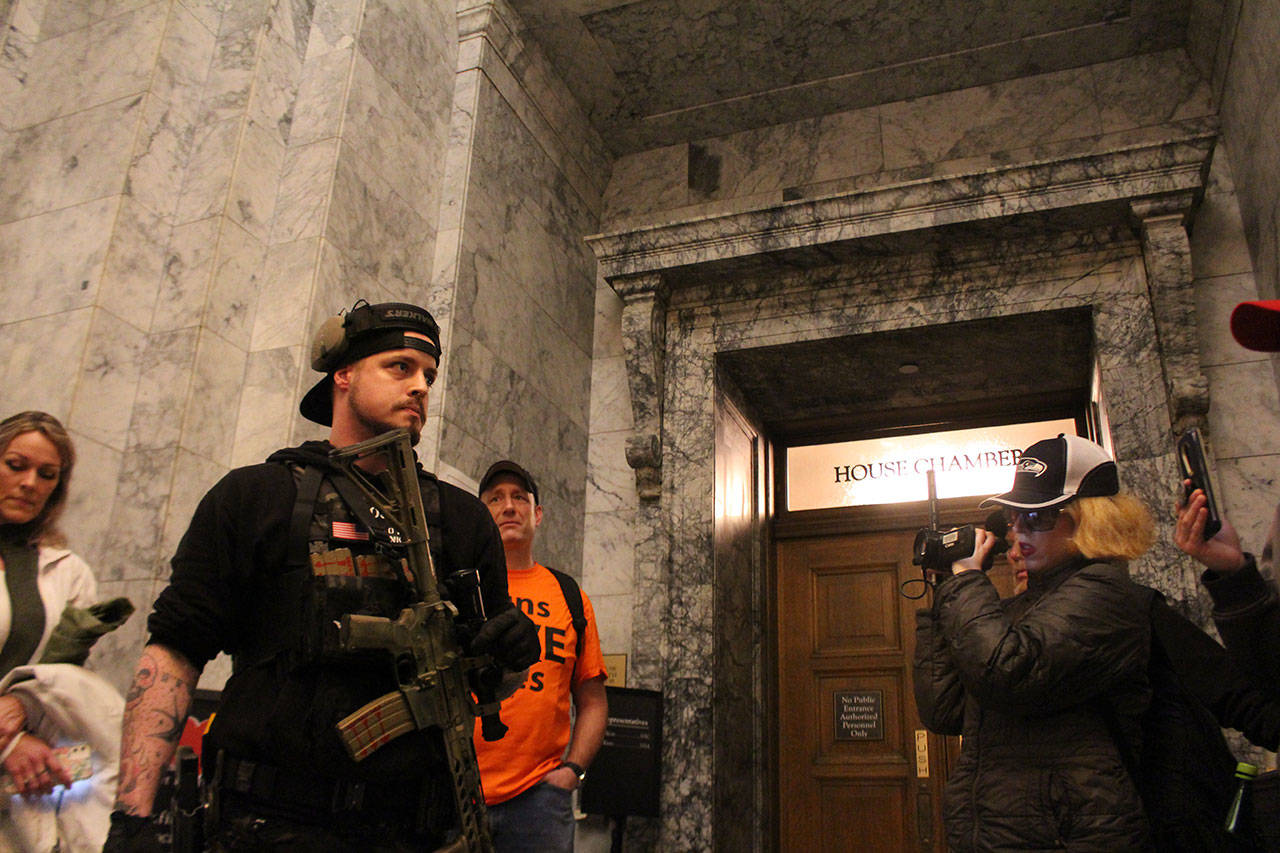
<box><xmin>559</xmin><ymin>760</ymin><xmax>586</xmax><ymax>785</ymax></box>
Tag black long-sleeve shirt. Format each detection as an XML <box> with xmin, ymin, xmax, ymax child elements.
<box><xmin>1203</xmin><ymin>555</ymin><xmax>1280</xmax><ymax>700</ymax></box>
<box><xmin>1149</xmin><ymin>590</ymin><xmax>1280</xmax><ymax>751</ymax></box>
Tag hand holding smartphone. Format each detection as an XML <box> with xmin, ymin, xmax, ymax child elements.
<box><xmin>1177</xmin><ymin>427</ymin><xmax>1222</xmax><ymax>540</ymax></box>
<box><xmin>0</xmin><ymin>743</ymin><xmax>92</xmax><ymax>795</ymax></box>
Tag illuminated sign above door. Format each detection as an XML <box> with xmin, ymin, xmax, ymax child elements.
<box><xmin>786</xmin><ymin>418</ymin><xmax>1079</xmax><ymax>510</ymax></box>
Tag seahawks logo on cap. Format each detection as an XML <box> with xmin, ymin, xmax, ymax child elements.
<box><xmin>1016</xmin><ymin>457</ymin><xmax>1048</xmax><ymax>477</ymax></box>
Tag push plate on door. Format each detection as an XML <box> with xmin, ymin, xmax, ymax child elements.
<box><xmin>914</xmin><ymin>729</ymin><xmax>929</xmax><ymax>778</ymax></box>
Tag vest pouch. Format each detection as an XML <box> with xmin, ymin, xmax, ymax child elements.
<box><xmin>302</xmin><ymin>574</ymin><xmax>414</xmax><ymax>663</ymax></box>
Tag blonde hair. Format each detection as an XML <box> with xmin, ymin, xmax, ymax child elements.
<box><xmin>1062</xmin><ymin>494</ymin><xmax>1154</xmax><ymax>561</ymax></box>
<box><xmin>0</xmin><ymin>411</ymin><xmax>75</xmax><ymax>547</ymax></box>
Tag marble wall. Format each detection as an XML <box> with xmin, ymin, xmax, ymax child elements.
<box><xmin>0</xmin><ymin>0</ymin><xmax>459</xmax><ymax>693</ymax></box>
<box><xmin>1215</xmin><ymin>0</ymin><xmax>1280</xmax><ymax>307</ymax></box>
<box><xmin>601</xmin><ymin>48</ymin><xmax>1215</xmax><ymax>229</ymax></box>
<box><xmin>581</xmin><ymin>281</ymin><xmax>637</xmax><ymax>665</ymax></box>
<box><xmin>0</xmin><ymin>0</ymin><xmax>615</xmax><ymax>713</ymax></box>
<box><xmin>1190</xmin><ymin>144</ymin><xmax>1280</xmax><ymax>571</ymax></box>
<box><xmin>429</xmin><ymin>0</ymin><xmax>610</xmax><ymax>581</ymax></box>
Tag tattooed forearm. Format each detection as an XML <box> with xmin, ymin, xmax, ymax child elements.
<box><xmin>115</xmin><ymin>644</ymin><xmax>199</xmax><ymax>816</ymax></box>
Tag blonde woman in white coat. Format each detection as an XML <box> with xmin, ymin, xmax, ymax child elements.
<box><xmin>0</xmin><ymin>412</ymin><xmax>97</xmax><ymax>799</ymax></box>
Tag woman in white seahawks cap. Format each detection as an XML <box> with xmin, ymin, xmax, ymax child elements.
<box><xmin>914</xmin><ymin>434</ymin><xmax>1156</xmax><ymax>852</ymax></box>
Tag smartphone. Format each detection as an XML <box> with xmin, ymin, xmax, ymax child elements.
<box><xmin>1177</xmin><ymin>427</ymin><xmax>1222</xmax><ymax>540</ymax></box>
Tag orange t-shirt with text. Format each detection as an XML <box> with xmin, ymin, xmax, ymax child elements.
<box><xmin>474</xmin><ymin>563</ymin><xmax>607</xmax><ymax>804</ymax></box>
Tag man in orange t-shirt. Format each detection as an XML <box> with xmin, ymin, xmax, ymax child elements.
<box><xmin>477</xmin><ymin>460</ymin><xmax>608</xmax><ymax>852</ymax></box>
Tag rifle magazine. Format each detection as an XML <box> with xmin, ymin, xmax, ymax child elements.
<box><xmin>337</xmin><ymin>690</ymin><xmax>416</xmax><ymax>761</ymax></box>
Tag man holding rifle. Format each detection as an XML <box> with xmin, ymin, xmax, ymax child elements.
<box><xmin>106</xmin><ymin>301</ymin><xmax>539</xmax><ymax>850</ymax></box>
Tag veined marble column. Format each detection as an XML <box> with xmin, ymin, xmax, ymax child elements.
<box><xmin>615</xmin><ymin>272</ymin><xmax>669</xmax><ymax>501</ymax></box>
<box><xmin>429</xmin><ymin>0</ymin><xmax>605</xmax><ymax>573</ymax></box>
<box><xmin>609</xmin><ymin>271</ymin><xmax>669</xmax><ymax>688</ymax></box>
<box><xmin>609</xmin><ymin>270</ymin><xmax>673</xmax><ymax>846</ymax></box>
<box><xmin>1133</xmin><ymin>194</ymin><xmax>1211</xmax><ymax>436</ymax></box>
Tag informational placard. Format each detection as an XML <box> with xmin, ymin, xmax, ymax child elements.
<box><xmin>834</xmin><ymin>689</ymin><xmax>884</xmax><ymax>741</ymax></box>
<box><xmin>602</xmin><ymin>653</ymin><xmax>628</xmax><ymax>687</ymax></box>
<box><xmin>787</xmin><ymin>418</ymin><xmax>1078</xmax><ymax>510</ymax></box>
<box><xmin>580</xmin><ymin>687</ymin><xmax>662</xmax><ymax>818</ymax></box>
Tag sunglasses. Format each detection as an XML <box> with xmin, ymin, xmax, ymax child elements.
<box><xmin>1002</xmin><ymin>507</ymin><xmax>1063</xmax><ymax>532</ymax></box>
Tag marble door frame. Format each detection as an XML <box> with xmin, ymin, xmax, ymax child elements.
<box><xmin>586</xmin><ymin>129</ymin><xmax>1216</xmax><ymax>851</ymax></box>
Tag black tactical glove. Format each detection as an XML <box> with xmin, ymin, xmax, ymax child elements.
<box><xmin>470</xmin><ymin>607</ymin><xmax>540</xmax><ymax>670</ymax></box>
<box><xmin>103</xmin><ymin>810</ymin><xmax>166</xmax><ymax>853</ymax></box>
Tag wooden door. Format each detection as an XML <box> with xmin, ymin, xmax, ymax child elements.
<box><xmin>776</xmin><ymin>528</ymin><xmax>950</xmax><ymax>852</ymax></box>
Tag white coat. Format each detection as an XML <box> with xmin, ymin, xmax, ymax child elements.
<box><xmin>0</xmin><ymin>548</ymin><xmax>98</xmax><ymax>665</ymax></box>
<box><xmin>0</xmin><ymin>547</ymin><xmax>117</xmax><ymax>852</ymax></box>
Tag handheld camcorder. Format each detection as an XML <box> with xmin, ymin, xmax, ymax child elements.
<box><xmin>913</xmin><ymin>470</ymin><xmax>975</xmax><ymax>576</ymax></box>
<box><xmin>912</xmin><ymin>470</ymin><xmax>1009</xmax><ymax>579</ymax></box>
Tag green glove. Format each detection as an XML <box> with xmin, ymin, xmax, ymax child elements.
<box><xmin>39</xmin><ymin>597</ymin><xmax>134</xmax><ymax>665</ymax></box>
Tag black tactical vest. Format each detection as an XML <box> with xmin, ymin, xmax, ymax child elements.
<box><xmin>235</xmin><ymin>461</ymin><xmax>447</xmax><ymax>672</ymax></box>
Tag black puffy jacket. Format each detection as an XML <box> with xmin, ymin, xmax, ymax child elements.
<box><xmin>914</xmin><ymin>558</ymin><xmax>1152</xmax><ymax>852</ymax></box>
<box><xmin>1203</xmin><ymin>548</ymin><xmax>1280</xmax><ymax>700</ymax></box>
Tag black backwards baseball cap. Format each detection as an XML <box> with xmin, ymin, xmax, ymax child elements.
<box><xmin>980</xmin><ymin>434</ymin><xmax>1119</xmax><ymax>510</ymax></box>
<box><xmin>478</xmin><ymin>459</ymin><xmax>539</xmax><ymax>505</ymax></box>
<box><xmin>300</xmin><ymin>300</ymin><xmax>443</xmax><ymax>426</ymax></box>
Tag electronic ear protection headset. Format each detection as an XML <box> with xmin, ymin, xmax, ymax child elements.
<box><xmin>311</xmin><ymin>301</ymin><xmax>382</xmax><ymax>372</ymax></box>
<box><xmin>310</xmin><ymin>301</ymin><xmax>441</xmax><ymax>372</ymax></box>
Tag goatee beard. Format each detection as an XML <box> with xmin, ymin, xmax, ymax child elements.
<box><xmin>355</xmin><ymin>411</ymin><xmax>422</xmax><ymax>446</ymax></box>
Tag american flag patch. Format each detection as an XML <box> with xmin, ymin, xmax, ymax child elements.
<box><xmin>332</xmin><ymin>520</ymin><xmax>369</xmax><ymax>541</ymax></box>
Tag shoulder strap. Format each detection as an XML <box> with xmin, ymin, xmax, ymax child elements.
<box><xmin>546</xmin><ymin>567</ymin><xmax>586</xmax><ymax>672</ymax></box>
<box><xmin>287</xmin><ymin>464</ymin><xmax>325</xmax><ymax>570</ymax></box>
<box><xmin>233</xmin><ymin>462</ymin><xmax>321</xmax><ymax>673</ymax></box>
<box><xmin>418</xmin><ymin>472</ymin><xmax>446</xmax><ymax>581</ymax></box>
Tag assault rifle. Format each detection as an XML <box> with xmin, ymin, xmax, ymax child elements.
<box><xmin>328</xmin><ymin>429</ymin><xmax>501</xmax><ymax>853</ymax></box>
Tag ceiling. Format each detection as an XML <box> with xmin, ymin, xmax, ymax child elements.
<box><xmin>508</xmin><ymin>0</ymin><xmax>1203</xmax><ymax>156</ymax></box>
<box><xmin>503</xmin><ymin>3</ymin><xmax>1197</xmax><ymax>432</ymax></box>
<box><xmin>716</xmin><ymin>308</ymin><xmax>1095</xmax><ymax>440</ymax></box>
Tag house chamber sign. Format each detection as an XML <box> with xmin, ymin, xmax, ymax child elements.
<box><xmin>786</xmin><ymin>419</ymin><xmax>1078</xmax><ymax>510</ymax></box>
